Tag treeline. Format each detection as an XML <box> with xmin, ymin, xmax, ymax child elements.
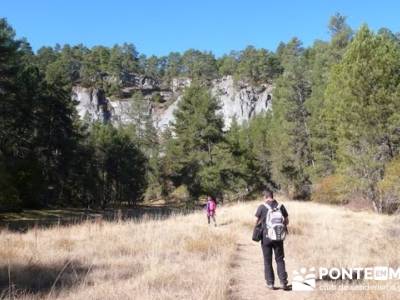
<box><xmin>33</xmin><ymin>39</ymin><xmax>282</xmax><ymax>94</ymax></box>
<box><xmin>2</xmin><ymin>14</ymin><xmax>400</xmax><ymax>214</ymax></box>
<box><xmin>0</xmin><ymin>16</ymin><xmax>283</xmax><ymax>210</ymax></box>
<box><xmin>244</xmin><ymin>15</ymin><xmax>400</xmax><ymax>213</ymax></box>
<box><xmin>0</xmin><ymin>19</ymin><xmax>147</xmax><ymax>210</ymax></box>
<box><xmin>156</xmin><ymin>13</ymin><xmax>400</xmax><ymax>214</ymax></box>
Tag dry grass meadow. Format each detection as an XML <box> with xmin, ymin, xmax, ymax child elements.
<box><xmin>1</xmin><ymin>197</ymin><xmax>400</xmax><ymax>299</ymax></box>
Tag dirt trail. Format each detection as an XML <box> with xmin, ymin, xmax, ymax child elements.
<box><xmin>228</xmin><ymin>230</ymin><xmax>307</xmax><ymax>300</ymax></box>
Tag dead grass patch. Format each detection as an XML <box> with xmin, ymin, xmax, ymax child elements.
<box><xmin>0</xmin><ymin>198</ymin><xmax>399</xmax><ymax>299</ymax></box>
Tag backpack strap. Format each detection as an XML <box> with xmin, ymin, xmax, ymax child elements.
<box><xmin>264</xmin><ymin>203</ymin><xmax>282</xmax><ymax>212</ymax></box>
<box><xmin>264</xmin><ymin>203</ymin><xmax>272</xmax><ymax>228</ymax></box>
<box><xmin>264</xmin><ymin>203</ymin><xmax>272</xmax><ymax>210</ymax></box>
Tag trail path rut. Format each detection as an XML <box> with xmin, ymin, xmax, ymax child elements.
<box><xmin>228</xmin><ymin>230</ymin><xmax>308</xmax><ymax>300</ymax></box>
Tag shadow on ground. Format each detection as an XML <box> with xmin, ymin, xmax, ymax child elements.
<box><xmin>0</xmin><ymin>260</ymin><xmax>90</xmax><ymax>298</ymax></box>
<box><xmin>218</xmin><ymin>220</ymin><xmax>234</xmax><ymax>227</ymax></box>
<box><xmin>0</xmin><ymin>204</ymin><xmax>203</xmax><ymax>232</ymax></box>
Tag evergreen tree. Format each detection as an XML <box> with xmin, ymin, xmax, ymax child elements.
<box><xmin>324</xmin><ymin>25</ymin><xmax>400</xmax><ymax>205</ymax></box>
<box><xmin>123</xmin><ymin>92</ymin><xmax>161</xmax><ymax>199</ymax></box>
<box><xmin>306</xmin><ymin>13</ymin><xmax>352</xmax><ymax>177</ymax></box>
<box><xmin>0</xmin><ymin>19</ymin><xmax>83</xmax><ymax>208</ymax></box>
<box><xmin>167</xmin><ymin>85</ymin><xmax>225</xmax><ymax>199</ymax></box>
<box><xmin>181</xmin><ymin>49</ymin><xmax>218</xmax><ymax>82</ymax></box>
<box><xmin>245</xmin><ymin>114</ymin><xmax>276</xmax><ymax>191</ymax></box>
<box><xmin>217</xmin><ymin>51</ymin><xmax>239</xmax><ymax>76</ymax></box>
<box><xmin>89</xmin><ymin>124</ymin><xmax>148</xmax><ymax>207</ymax></box>
<box><xmin>0</xmin><ymin>18</ymin><xmax>26</xmax><ymax>209</ymax></box>
<box><xmin>163</xmin><ymin>52</ymin><xmax>183</xmax><ymax>84</ymax></box>
<box><xmin>235</xmin><ymin>46</ymin><xmax>282</xmax><ymax>84</ymax></box>
<box><xmin>269</xmin><ymin>38</ymin><xmax>313</xmax><ymax>198</ymax></box>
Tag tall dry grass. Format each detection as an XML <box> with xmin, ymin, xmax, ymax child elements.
<box><xmin>0</xmin><ymin>208</ymin><xmax>239</xmax><ymax>300</ymax></box>
<box><xmin>0</xmin><ymin>198</ymin><xmax>399</xmax><ymax>299</ymax></box>
<box><xmin>283</xmin><ymin>200</ymin><xmax>400</xmax><ymax>300</ymax></box>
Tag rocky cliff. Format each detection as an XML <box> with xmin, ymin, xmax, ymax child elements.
<box><xmin>73</xmin><ymin>75</ymin><xmax>273</xmax><ymax>130</ymax></box>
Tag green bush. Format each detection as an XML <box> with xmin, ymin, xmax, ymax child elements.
<box><xmin>170</xmin><ymin>185</ymin><xmax>190</xmax><ymax>202</ymax></box>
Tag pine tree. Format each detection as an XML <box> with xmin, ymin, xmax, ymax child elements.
<box><xmin>0</xmin><ymin>18</ymin><xmax>24</xmax><ymax>209</ymax></box>
<box><xmin>306</xmin><ymin>13</ymin><xmax>353</xmax><ymax>177</ymax></box>
<box><xmin>324</xmin><ymin>25</ymin><xmax>400</xmax><ymax>205</ymax></box>
<box><xmin>269</xmin><ymin>38</ymin><xmax>313</xmax><ymax>199</ymax></box>
<box><xmin>167</xmin><ymin>85</ymin><xmax>225</xmax><ymax>200</ymax></box>
<box><xmin>89</xmin><ymin>124</ymin><xmax>148</xmax><ymax>207</ymax></box>
<box><xmin>121</xmin><ymin>92</ymin><xmax>161</xmax><ymax>199</ymax></box>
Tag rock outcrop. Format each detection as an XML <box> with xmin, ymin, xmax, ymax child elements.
<box><xmin>74</xmin><ymin>75</ymin><xmax>273</xmax><ymax>130</ymax></box>
<box><xmin>212</xmin><ymin>76</ymin><xmax>272</xmax><ymax>129</ymax></box>
<box><xmin>73</xmin><ymin>86</ymin><xmax>112</xmax><ymax>122</ymax></box>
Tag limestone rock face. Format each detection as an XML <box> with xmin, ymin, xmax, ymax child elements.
<box><xmin>157</xmin><ymin>76</ymin><xmax>273</xmax><ymax>129</ymax></box>
<box><xmin>116</xmin><ymin>73</ymin><xmax>159</xmax><ymax>90</ymax></box>
<box><xmin>73</xmin><ymin>86</ymin><xmax>111</xmax><ymax>122</ymax></box>
<box><xmin>73</xmin><ymin>75</ymin><xmax>273</xmax><ymax>129</ymax></box>
<box><xmin>154</xmin><ymin>95</ymin><xmax>182</xmax><ymax>129</ymax></box>
<box><xmin>212</xmin><ymin>76</ymin><xmax>272</xmax><ymax>129</ymax></box>
<box><xmin>171</xmin><ymin>77</ymin><xmax>191</xmax><ymax>93</ymax></box>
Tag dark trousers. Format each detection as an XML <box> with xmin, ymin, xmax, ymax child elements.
<box><xmin>207</xmin><ymin>215</ymin><xmax>216</xmax><ymax>224</ymax></box>
<box><xmin>261</xmin><ymin>239</ymin><xmax>288</xmax><ymax>285</ymax></box>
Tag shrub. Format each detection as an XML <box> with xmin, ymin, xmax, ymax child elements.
<box><xmin>311</xmin><ymin>174</ymin><xmax>349</xmax><ymax>205</ymax></box>
<box><xmin>377</xmin><ymin>157</ymin><xmax>400</xmax><ymax>214</ymax></box>
<box><xmin>151</xmin><ymin>92</ymin><xmax>164</xmax><ymax>103</ymax></box>
<box><xmin>170</xmin><ymin>185</ymin><xmax>189</xmax><ymax>202</ymax></box>
<box><xmin>144</xmin><ymin>184</ymin><xmax>162</xmax><ymax>201</ymax></box>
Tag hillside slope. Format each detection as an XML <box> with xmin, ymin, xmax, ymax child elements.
<box><xmin>0</xmin><ymin>199</ymin><xmax>399</xmax><ymax>299</ymax></box>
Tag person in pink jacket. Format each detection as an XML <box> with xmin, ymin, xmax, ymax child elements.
<box><xmin>205</xmin><ymin>196</ymin><xmax>217</xmax><ymax>226</ymax></box>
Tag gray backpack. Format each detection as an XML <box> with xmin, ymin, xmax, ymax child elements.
<box><xmin>264</xmin><ymin>203</ymin><xmax>287</xmax><ymax>241</ymax></box>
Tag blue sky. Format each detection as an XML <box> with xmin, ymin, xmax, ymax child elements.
<box><xmin>2</xmin><ymin>0</ymin><xmax>400</xmax><ymax>56</ymax></box>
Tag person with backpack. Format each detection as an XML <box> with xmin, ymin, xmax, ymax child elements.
<box><xmin>254</xmin><ymin>190</ymin><xmax>289</xmax><ymax>290</ymax></box>
<box><xmin>205</xmin><ymin>196</ymin><xmax>217</xmax><ymax>226</ymax></box>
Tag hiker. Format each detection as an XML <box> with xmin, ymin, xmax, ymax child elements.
<box><xmin>205</xmin><ymin>196</ymin><xmax>217</xmax><ymax>226</ymax></box>
<box><xmin>255</xmin><ymin>190</ymin><xmax>289</xmax><ymax>290</ymax></box>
